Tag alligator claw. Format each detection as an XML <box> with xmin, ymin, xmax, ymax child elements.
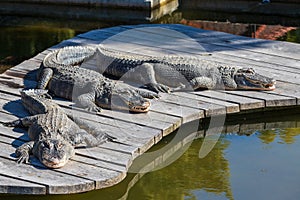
<box><xmin>148</xmin><ymin>92</ymin><xmax>160</xmax><ymax>99</ymax></box>
<box><xmin>42</xmin><ymin>93</ymin><xmax>53</xmax><ymax>99</ymax></box>
<box><xmin>144</xmin><ymin>83</ymin><xmax>171</xmax><ymax>93</ymax></box>
<box><xmin>170</xmin><ymin>83</ymin><xmax>186</xmax><ymax>92</ymax></box>
<box><xmin>16</xmin><ymin>151</ymin><xmax>30</xmax><ymax>164</ymax></box>
<box><xmin>137</xmin><ymin>90</ymin><xmax>160</xmax><ymax>99</ymax></box>
<box><xmin>86</xmin><ymin>106</ymin><xmax>102</xmax><ymax>113</ymax></box>
<box><xmin>1</xmin><ymin>121</ymin><xmax>16</xmax><ymax>127</ymax></box>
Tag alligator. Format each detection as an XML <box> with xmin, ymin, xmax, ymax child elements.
<box><xmin>37</xmin><ymin>46</ymin><xmax>158</xmax><ymax>113</ymax></box>
<box><xmin>2</xmin><ymin>89</ymin><xmax>116</xmax><ymax>168</ymax></box>
<box><xmin>90</xmin><ymin>45</ymin><xmax>276</xmax><ymax>93</ymax></box>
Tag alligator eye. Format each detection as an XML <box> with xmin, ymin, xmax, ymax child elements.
<box><xmin>56</xmin><ymin>143</ymin><xmax>63</xmax><ymax>149</ymax></box>
<box><xmin>246</xmin><ymin>68</ymin><xmax>255</xmax><ymax>73</ymax></box>
<box><xmin>43</xmin><ymin>141</ymin><xmax>51</xmax><ymax>149</ymax></box>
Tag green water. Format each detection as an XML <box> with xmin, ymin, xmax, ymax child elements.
<box><xmin>0</xmin><ymin>7</ymin><xmax>300</xmax><ymax>200</ymax></box>
<box><xmin>0</xmin><ymin>25</ymin><xmax>76</xmax><ymax>73</ymax></box>
<box><xmin>1</xmin><ymin>117</ymin><xmax>300</xmax><ymax>200</ymax></box>
<box><xmin>0</xmin><ymin>16</ymin><xmax>127</xmax><ymax>73</ymax></box>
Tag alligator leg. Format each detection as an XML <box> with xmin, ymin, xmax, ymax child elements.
<box><xmin>75</xmin><ymin>92</ymin><xmax>102</xmax><ymax>112</ymax></box>
<box><xmin>125</xmin><ymin>63</ymin><xmax>171</xmax><ymax>93</ymax></box>
<box><xmin>37</xmin><ymin>68</ymin><xmax>54</xmax><ymax>89</ymax></box>
<box><xmin>2</xmin><ymin>116</ymin><xmax>37</xmax><ymax>128</ymax></box>
<box><xmin>135</xmin><ymin>88</ymin><xmax>160</xmax><ymax>99</ymax></box>
<box><xmin>71</xmin><ymin>129</ymin><xmax>115</xmax><ymax>147</ymax></box>
<box><xmin>2</xmin><ymin>117</ymin><xmax>36</xmax><ymax>164</ymax></box>
<box><xmin>68</xmin><ymin>116</ymin><xmax>116</xmax><ymax>146</ymax></box>
<box><xmin>115</xmin><ymin>82</ymin><xmax>159</xmax><ymax>99</ymax></box>
<box><xmin>190</xmin><ymin>77</ymin><xmax>216</xmax><ymax>90</ymax></box>
<box><xmin>15</xmin><ymin>141</ymin><xmax>35</xmax><ymax>164</ymax></box>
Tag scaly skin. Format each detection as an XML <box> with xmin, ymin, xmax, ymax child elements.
<box><xmin>93</xmin><ymin>45</ymin><xmax>276</xmax><ymax>92</ymax></box>
<box><xmin>2</xmin><ymin>89</ymin><xmax>115</xmax><ymax>168</ymax></box>
<box><xmin>37</xmin><ymin>46</ymin><xmax>158</xmax><ymax>113</ymax></box>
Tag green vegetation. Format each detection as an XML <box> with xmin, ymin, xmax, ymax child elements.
<box><xmin>278</xmin><ymin>28</ymin><xmax>300</xmax><ymax>43</ymax></box>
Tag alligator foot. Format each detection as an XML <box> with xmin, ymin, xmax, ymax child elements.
<box><xmin>170</xmin><ymin>83</ymin><xmax>187</xmax><ymax>92</ymax></box>
<box><xmin>143</xmin><ymin>83</ymin><xmax>171</xmax><ymax>93</ymax></box>
<box><xmin>16</xmin><ymin>150</ymin><xmax>30</xmax><ymax>164</ymax></box>
<box><xmin>1</xmin><ymin>120</ymin><xmax>22</xmax><ymax>127</ymax></box>
<box><xmin>86</xmin><ymin>105</ymin><xmax>102</xmax><ymax>113</ymax></box>
<box><xmin>41</xmin><ymin>93</ymin><xmax>52</xmax><ymax>99</ymax></box>
<box><xmin>136</xmin><ymin>89</ymin><xmax>160</xmax><ymax>99</ymax></box>
<box><xmin>15</xmin><ymin>141</ymin><xmax>34</xmax><ymax>164</ymax></box>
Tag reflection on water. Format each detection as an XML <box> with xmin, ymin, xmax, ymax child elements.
<box><xmin>0</xmin><ymin>25</ymin><xmax>76</xmax><ymax>73</ymax></box>
<box><xmin>1</xmin><ymin>113</ymin><xmax>300</xmax><ymax>200</ymax></box>
<box><xmin>127</xmin><ymin>136</ymin><xmax>233</xmax><ymax>200</ymax></box>
<box><xmin>0</xmin><ymin>2</ymin><xmax>299</xmax><ymax>198</ymax></box>
<box><xmin>93</xmin><ymin>117</ymin><xmax>300</xmax><ymax>200</ymax></box>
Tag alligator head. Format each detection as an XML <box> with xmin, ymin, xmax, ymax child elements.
<box><xmin>233</xmin><ymin>68</ymin><xmax>276</xmax><ymax>90</ymax></box>
<box><xmin>34</xmin><ymin>139</ymin><xmax>75</xmax><ymax>168</ymax></box>
<box><xmin>96</xmin><ymin>84</ymin><xmax>151</xmax><ymax>113</ymax></box>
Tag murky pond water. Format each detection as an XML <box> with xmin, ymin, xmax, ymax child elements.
<box><xmin>1</xmin><ymin>112</ymin><xmax>300</xmax><ymax>200</ymax></box>
<box><xmin>0</xmin><ymin>25</ymin><xmax>75</xmax><ymax>73</ymax></box>
<box><xmin>0</xmin><ymin>1</ymin><xmax>300</xmax><ymax>199</ymax></box>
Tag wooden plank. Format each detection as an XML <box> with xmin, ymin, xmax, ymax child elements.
<box><xmin>0</xmin><ymin>99</ymin><xmax>29</xmax><ymax>119</ymax></box>
<box><xmin>195</xmin><ymin>43</ymin><xmax>300</xmax><ymax>74</ymax></box>
<box><xmin>70</xmin><ymin>118</ymin><xmax>161</xmax><ymax>154</ymax></box>
<box><xmin>0</xmin><ymin>123</ymin><xmax>127</xmax><ymax>173</ymax></box>
<box><xmin>0</xmin><ymin>135</ymin><xmax>126</xmax><ymax>190</ymax></box>
<box><xmin>193</xmin><ymin>90</ymin><xmax>265</xmax><ymax>110</ymax></box>
<box><xmin>74</xmin><ymin>105</ymin><xmax>180</xmax><ymax>135</ymax></box>
<box><xmin>75</xmin><ymin>147</ymin><xmax>132</xmax><ymax>168</ymax></box>
<box><xmin>0</xmin><ymin>73</ymin><xmax>180</xmax><ymax>135</ymax></box>
<box><xmin>1</xmin><ymin>23</ymin><xmax>300</xmax><ymax>195</ymax></box>
<box><xmin>0</xmin><ymin>97</ymin><xmax>148</xmax><ymax>170</ymax></box>
<box><xmin>0</xmin><ymin>175</ymin><xmax>46</xmax><ymax>195</ymax></box>
<box><xmin>0</xmin><ymin>89</ymin><xmax>163</xmax><ymax>154</ymax></box>
<box><xmin>0</xmin><ymin>117</ymin><xmax>142</xmax><ymax>172</ymax></box>
<box><xmin>224</xmin><ymin>90</ymin><xmax>297</xmax><ymax>107</ymax></box>
<box><xmin>81</xmin><ymin>25</ymin><xmax>300</xmax><ymax>69</ymax></box>
<box><xmin>0</xmin><ymin>100</ymin><xmax>149</xmax><ymax>168</ymax></box>
<box><xmin>159</xmin><ymin>93</ymin><xmax>227</xmax><ymax>117</ymax></box>
<box><xmin>79</xmin><ymin>26</ymin><xmax>300</xmax><ymax>85</ymax></box>
<box><xmin>27</xmin><ymin>27</ymin><xmax>300</xmax><ymax>105</ymax></box>
<box><xmin>0</xmin><ymin>91</ymin><xmax>164</xmax><ymax>172</ymax></box>
<box><xmin>266</xmin><ymin>81</ymin><xmax>300</xmax><ymax>105</ymax></box>
<box><xmin>174</xmin><ymin>91</ymin><xmax>240</xmax><ymax>114</ymax></box>
<box><xmin>120</xmin><ymin>24</ymin><xmax>300</xmax><ymax>60</ymax></box>
<box><xmin>70</xmin><ymin>155</ymin><xmax>126</xmax><ymax>174</ymax></box>
<box><xmin>36</xmin><ymin>26</ymin><xmax>300</xmax><ymax>89</ymax></box>
<box><xmin>6</xmin><ymin>59</ymin><xmax>40</xmax><ymax>74</ymax></box>
<box><xmin>171</xmin><ymin>24</ymin><xmax>300</xmax><ymax>60</ymax></box>
<box><xmin>150</xmin><ymin>100</ymin><xmax>204</xmax><ymax>124</ymax></box>
<box><xmin>0</xmin><ymin>73</ymin><xmax>37</xmax><ymax>90</ymax></box>
<box><xmin>0</xmin><ymin>156</ymin><xmax>94</xmax><ymax>194</ymax></box>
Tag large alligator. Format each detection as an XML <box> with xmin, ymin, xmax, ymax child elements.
<box><xmin>91</xmin><ymin>45</ymin><xmax>276</xmax><ymax>92</ymax></box>
<box><xmin>37</xmin><ymin>46</ymin><xmax>158</xmax><ymax>113</ymax></box>
<box><xmin>2</xmin><ymin>89</ymin><xmax>115</xmax><ymax>168</ymax></box>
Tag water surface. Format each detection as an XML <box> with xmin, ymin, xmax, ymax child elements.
<box><xmin>0</xmin><ymin>3</ymin><xmax>299</xmax><ymax>199</ymax></box>
<box><xmin>1</xmin><ymin>113</ymin><xmax>300</xmax><ymax>200</ymax></box>
<box><xmin>0</xmin><ymin>25</ymin><xmax>75</xmax><ymax>73</ymax></box>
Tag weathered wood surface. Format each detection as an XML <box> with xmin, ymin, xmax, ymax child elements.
<box><xmin>0</xmin><ymin>24</ymin><xmax>299</xmax><ymax>194</ymax></box>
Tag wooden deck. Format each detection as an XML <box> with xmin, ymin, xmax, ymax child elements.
<box><xmin>0</xmin><ymin>24</ymin><xmax>299</xmax><ymax>195</ymax></box>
